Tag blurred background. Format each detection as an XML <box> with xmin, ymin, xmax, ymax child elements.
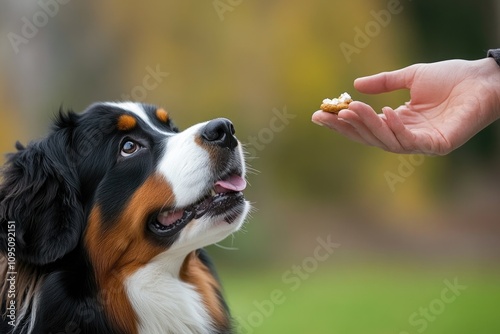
<box><xmin>1</xmin><ymin>1</ymin><xmax>500</xmax><ymax>333</ymax></box>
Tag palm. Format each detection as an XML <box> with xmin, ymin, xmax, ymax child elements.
<box><xmin>392</xmin><ymin>64</ymin><xmax>484</xmax><ymax>154</ymax></box>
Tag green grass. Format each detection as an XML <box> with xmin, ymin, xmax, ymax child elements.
<box><xmin>218</xmin><ymin>263</ymin><xmax>500</xmax><ymax>334</ymax></box>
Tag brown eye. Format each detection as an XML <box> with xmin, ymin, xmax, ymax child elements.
<box><xmin>121</xmin><ymin>140</ymin><xmax>140</xmax><ymax>157</ymax></box>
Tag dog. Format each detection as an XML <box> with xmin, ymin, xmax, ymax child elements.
<box><xmin>0</xmin><ymin>102</ymin><xmax>250</xmax><ymax>334</ymax></box>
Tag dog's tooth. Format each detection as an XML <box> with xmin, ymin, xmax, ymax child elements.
<box><xmin>211</xmin><ymin>189</ymin><xmax>217</xmax><ymax>196</ymax></box>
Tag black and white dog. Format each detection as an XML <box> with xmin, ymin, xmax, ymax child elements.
<box><xmin>0</xmin><ymin>102</ymin><xmax>250</xmax><ymax>334</ymax></box>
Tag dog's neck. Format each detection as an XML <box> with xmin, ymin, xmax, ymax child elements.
<box><xmin>125</xmin><ymin>250</ymin><xmax>225</xmax><ymax>334</ymax></box>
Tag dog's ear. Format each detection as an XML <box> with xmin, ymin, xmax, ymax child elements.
<box><xmin>0</xmin><ymin>113</ymin><xmax>84</xmax><ymax>266</ymax></box>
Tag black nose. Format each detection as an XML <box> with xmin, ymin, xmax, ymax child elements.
<box><xmin>201</xmin><ymin>118</ymin><xmax>238</xmax><ymax>150</ymax></box>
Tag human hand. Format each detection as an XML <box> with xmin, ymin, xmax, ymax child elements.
<box><xmin>312</xmin><ymin>58</ymin><xmax>500</xmax><ymax>155</ymax></box>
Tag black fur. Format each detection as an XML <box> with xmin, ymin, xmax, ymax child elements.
<box><xmin>0</xmin><ymin>117</ymin><xmax>84</xmax><ymax>266</ymax></box>
<box><xmin>0</xmin><ymin>108</ymin><xmax>120</xmax><ymax>333</ymax></box>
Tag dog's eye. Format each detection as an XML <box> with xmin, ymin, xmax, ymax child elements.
<box><xmin>121</xmin><ymin>140</ymin><xmax>140</xmax><ymax>157</ymax></box>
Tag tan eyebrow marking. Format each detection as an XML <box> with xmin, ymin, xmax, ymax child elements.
<box><xmin>117</xmin><ymin>114</ymin><xmax>137</xmax><ymax>131</ymax></box>
<box><xmin>155</xmin><ymin>108</ymin><xmax>169</xmax><ymax>123</ymax></box>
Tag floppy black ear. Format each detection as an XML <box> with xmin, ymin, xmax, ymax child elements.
<box><xmin>0</xmin><ymin>116</ymin><xmax>84</xmax><ymax>266</ymax></box>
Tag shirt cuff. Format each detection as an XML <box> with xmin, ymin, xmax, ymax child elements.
<box><xmin>487</xmin><ymin>49</ymin><xmax>500</xmax><ymax>66</ymax></box>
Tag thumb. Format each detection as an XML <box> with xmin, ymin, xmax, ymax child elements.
<box><xmin>354</xmin><ymin>64</ymin><xmax>418</xmax><ymax>94</ymax></box>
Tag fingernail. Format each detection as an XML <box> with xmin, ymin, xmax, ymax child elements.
<box><xmin>311</xmin><ymin>111</ymin><xmax>326</xmax><ymax>127</ymax></box>
<box><xmin>337</xmin><ymin>117</ymin><xmax>352</xmax><ymax>126</ymax></box>
<box><xmin>311</xmin><ymin>118</ymin><xmax>325</xmax><ymax>127</ymax></box>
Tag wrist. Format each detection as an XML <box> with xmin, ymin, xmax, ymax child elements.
<box><xmin>487</xmin><ymin>49</ymin><xmax>500</xmax><ymax>66</ymax></box>
<box><xmin>476</xmin><ymin>57</ymin><xmax>500</xmax><ymax>121</ymax></box>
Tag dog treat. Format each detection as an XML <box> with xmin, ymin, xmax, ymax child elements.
<box><xmin>320</xmin><ymin>92</ymin><xmax>353</xmax><ymax>114</ymax></box>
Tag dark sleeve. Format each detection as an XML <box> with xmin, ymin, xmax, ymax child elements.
<box><xmin>487</xmin><ymin>49</ymin><xmax>500</xmax><ymax>66</ymax></box>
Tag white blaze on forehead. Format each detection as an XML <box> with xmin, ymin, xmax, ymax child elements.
<box><xmin>105</xmin><ymin>102</ymin><xmax>214</xmax><ymax>207</ymax></box>
<box><xmin>157</xmin><ymin>122</ymin><xmax>212</xmax><ymax>207</ymax></box>
<box><xmin>105</xmin><ymin>102</ymin><xmax>173</xmax><ymax>136</ymax></box>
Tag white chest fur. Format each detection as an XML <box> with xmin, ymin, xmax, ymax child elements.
<box><xmin>125</xmin><ymin>256</ymin><xmax>213</xmax><ymax>334</ymax></box>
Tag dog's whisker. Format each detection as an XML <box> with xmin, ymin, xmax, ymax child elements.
<box><xmin>212</xmin><ymin>243</ymin><xmax>239</xmax><ymax>251</ymax></box>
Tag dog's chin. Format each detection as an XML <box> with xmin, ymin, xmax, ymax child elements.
<box><xmin>191</xmin><ymin>206</ymin><xmax>248</xmax><ymax>242</ymax></box>
<box><xmin>156</xmin><ymin>199</ymin><xmax>249</xmax><ymax>254</ymax></box>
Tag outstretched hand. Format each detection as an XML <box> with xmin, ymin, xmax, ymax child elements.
<box><xmin>312</xmin><ymin>58</ymin><xmax>500</xmax><ymax>155</ymax></box>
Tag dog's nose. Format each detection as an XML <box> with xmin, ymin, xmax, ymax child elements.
<box><xmin>201</xmin><ymin>118</ymin><xmax>238</xmax><ymax>150</ymax></box>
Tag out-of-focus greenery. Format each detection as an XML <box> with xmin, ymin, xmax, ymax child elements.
<box><xmin>1</xmin><ymin>1</ymin><xmax>499</xmax><ymax>333</ymax></box>
<box><xmin>221</xmin><ymin>263</ymin><xmax>500</xmax><ymax>334</ymax></box>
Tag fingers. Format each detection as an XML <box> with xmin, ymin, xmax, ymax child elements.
<box><xmin>312</xmin><ymin>102</ymin><xmax>395</xmax><ymax>150</ymax></box>
<box><xmin>383</xmin><ymin>107</ymin><xmax>437</xmax><ymax>154</ymax></box>
<box><xmin>312</xmin><ymin>102</ymin><xmax>419</xmax><ymax>153</ymax></box>
<box><xmin>381</xmin><ymin>107</ymin><xmax>416</xmax><ymax>151</ymax></box>
<box><xmin>338</xmin><ymin>102</ymin><xmax>402</xmax><ymax>151</ymax></box>
<box><xmin>311</xmin><ymin>110</ymin><xmax>367</xmax><ymax>145</ymax></box>
<box><xmin>354</xmin><ymin>64</ymin><xmax>418</xmax><ymax>94</ymax></box>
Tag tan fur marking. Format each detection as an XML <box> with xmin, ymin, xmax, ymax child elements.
<box><xmin>117</xmin><ymin>114</ymin><xmax>137</xmax><ymax>131</ymax></box>
<box><xmin>180</xmin><ymin>252</ymin><xmax>229</xmax><ymax>329</ymax></box>
<box><xmin>85</xmin><ymin>174</ymin><xmax>175</xmax><ymax>334</ymax></box>
<box><xmin>156</xmin><ymin>108</ymin><xmax>169</xmax><ymax>123</ymax></box>
<box><xmin>194</xmin><ymin>135</ymin><xmax>219</xmax><ymax>164</ymax></box>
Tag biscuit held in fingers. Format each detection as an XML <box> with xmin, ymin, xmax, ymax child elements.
<box><xmin>320</xmin><ymin>92</ymin><xmax>353</xmax><ymax>114</ymax></box>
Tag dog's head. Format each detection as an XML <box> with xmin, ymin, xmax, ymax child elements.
<box><xmin>0</xmin><ymin>101</ymin><xmax>249</xmax><ymax>270</ymax></box>
<box><xmin>1</xmin><ymin>102</ymin><xmax>250</xmax><ymax>332</ymax></box>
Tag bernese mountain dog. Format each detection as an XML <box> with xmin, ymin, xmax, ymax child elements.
<box><xmin>0</xmin><ymin>102</ymin><xmax>250</xmax><ymax>334</ymax></box>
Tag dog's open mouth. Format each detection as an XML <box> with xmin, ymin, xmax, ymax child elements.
<box><xmin>150</xmin><ymin>174</ymin><xmax>246</xmax><ymax>236</ymax></box>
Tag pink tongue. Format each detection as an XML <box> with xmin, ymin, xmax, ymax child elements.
<box><xmin>157</xmin><ymin>210</ymin><xmax>184</xmax><ymax>226</ymax></box>
<box><xmin>214</xmin><ymin>175</ymin><xmax>247</xmax><ymax>193</ymax></box>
